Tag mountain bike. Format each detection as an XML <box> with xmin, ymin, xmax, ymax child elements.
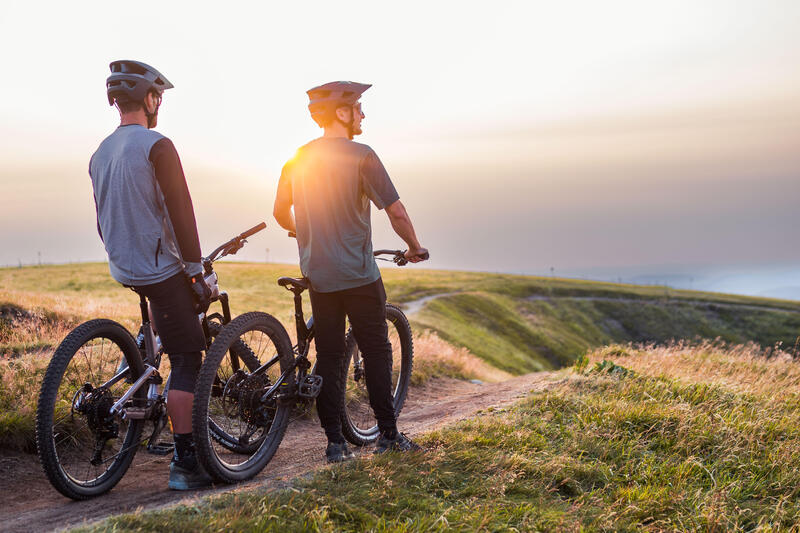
<box><xmin>35</xmin><ymin>223</ymin><xmax>266</xmax><ymax>500</ymax></box>
<box><xmin>192</xmin><ymin>249</ymin><xmax>426</xmax><ymax>483</ymax></box>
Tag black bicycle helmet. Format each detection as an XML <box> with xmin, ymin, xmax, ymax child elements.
<box><xmin>106</xmin><ymin>60</ymin><xmax>174</xmax><ymax>106</ymax></box>
<box><xmin>307</xmin><ymin>81</ymin><xmax>371</xmax><ymax>127</ymax></box>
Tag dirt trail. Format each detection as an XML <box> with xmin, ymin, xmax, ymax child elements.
<box><xmin>0</xmin><ymin>372</ymin><xmax>556</xmax><ymax>533</ymax></box>
<box><xmin>401</xmin><ymin>291</ymin><xmax>800</xmax><ymax>316</ymax></box>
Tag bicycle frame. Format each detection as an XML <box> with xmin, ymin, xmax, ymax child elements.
<box><xmin>256</xmin><ymin>286</ymin><xmax>317</xmax><ymax>404</ymax></box>
<box><xmin>254</xmin><ymin>248</ymin><xmax>420</xmax><ymax>405</ymax></box>
<box><xmin>102</xmin><ymin>223</ymin><xmax>266</xmax><ymax>427</ymax></box>
<box><xmin>104</xmin><ymin>291</ymin><xmax>234</xmax><ymax>417</ymax></box>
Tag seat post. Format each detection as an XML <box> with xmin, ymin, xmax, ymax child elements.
<box><xmin>138</xmin><ymin>294</ymin><xmax>149</xmax><ymax>324</ymax></box>
<box><xmin>293</xmin><ymin>290</ymin><xmax>311</xmax><ymax>352</ymax></box>
<box><xmin>293</xmin><ymin>291</ymin><xmax>305</xmax><ymax>328</ymax></box>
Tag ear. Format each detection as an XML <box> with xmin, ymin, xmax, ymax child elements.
<box><xmin>144</xmin><ymin>92</ymin><xmax>156</xmax><ymax>114</ymax></box>
<box><xmin>335</xmin><ymin>106</ymin><xmax>351</xmax><ymax>122</ymax></box>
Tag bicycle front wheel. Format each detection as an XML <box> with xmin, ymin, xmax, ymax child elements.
<box><xmin>342</xmin><ymin>304</ymin><xmax>414</xmax><ymax>446</ymax></box>
<box><xmin>206</xmin><ymin>319</ymin><xmax>262</xmax><ymax>453</ymax></box>
<box><xmin>35</xmin><ymin>319</ymin><xmax>146</xmax><ymax>500</ymax></box>
<box><xmin>193</xmin><ymin>312</ymin><xmax>295</xmax><ymax>483</ymax></box>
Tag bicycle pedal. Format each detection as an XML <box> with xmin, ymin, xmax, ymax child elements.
<box><xmin>297</xmin><ymin>375</ymin><xmax>323</xmax><ymax>399</ymax></box>
<box><xmin>147</xmin><ymin>441</ymin><xmax>174</xmax><ymax>455</ymax></box>
<box><xmin>121</xmin><ymin>406</ymin><xmax>150</xmax><ymax>420</ymax></box>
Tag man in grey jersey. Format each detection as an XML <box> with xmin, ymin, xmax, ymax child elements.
<box><xmin>89</xmin><ymin>60</ymin><xmax>212</xmax><ymax>490</ymax></box>
<box><xmin>274</xmin><ymin>81</ymin><xmax>428</xmax><ymax>462</ymax></box>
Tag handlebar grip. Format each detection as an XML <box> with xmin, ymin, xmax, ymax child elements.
<box><xmin>418</xmin><ymin>251</ymin><xmax>430</xmax><ymax>260</ymax></box>
<box><xmin>240</xmin><ymin>222</ymin><xmax>266</xmax><ymax>239</ymax></box>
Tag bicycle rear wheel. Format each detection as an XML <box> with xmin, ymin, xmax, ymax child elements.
<box><xmin>36</xmin><ymin>319</ymin><xmax>146</xmax><ymax>500</ymax></box>
<box><xmin>341</xmin><ymin>304</ymin><xmax>414</xmax><ymax>446</ymax></box>
<box><xmin>193</xmin><ymin>312</ymin><xmax>295</xmax><ymax>483</ymax></box>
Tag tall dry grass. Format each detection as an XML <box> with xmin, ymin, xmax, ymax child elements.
<box><xmin>0</xmin><ymin>349</ymin><xmax>49</xmax><ymax>450</ymax></box>
<box><xmin>412</xmin><ymin>330</ymin><xmax>512</xmax><ymax>384</ymax></box>
<box><xmin>585</xmin><ymin>339</ymin><xmax>800</xmax><ymax>400</ymax></box>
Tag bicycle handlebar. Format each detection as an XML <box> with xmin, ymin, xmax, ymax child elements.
<box><xmin>374</xmin><ymin>249</ymin><xmax>429</xmax><ymax>266</ymax></box>
<box><xmin>287</xmin><ymin>233</ymin><xmax>428</xmax><ymax>266</ymax></box>
<box><xmin>204</xmin><ymin>222</ymin><xmax>267</xmax><ymax>267</ymax></box>
<box><xmin>241</xmin><ymin>222</ymin><xmax>267</xmax><ymax>240</ymax></box>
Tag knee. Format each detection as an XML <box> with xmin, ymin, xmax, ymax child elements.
<box><xmin>168</xmin><ymin>351</ymin><xmax>202</xmax><ymax>392</ymax></box>
<box><xmin>314</xmin><ymin>340</ymin><xmax>347</xmax><ymax>361</ymax></box>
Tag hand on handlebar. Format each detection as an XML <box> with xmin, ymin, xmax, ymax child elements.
<box><xmin>404</xmin><ymin>247</ymin><xmax>429</xmax><ymax>263</ymax></box>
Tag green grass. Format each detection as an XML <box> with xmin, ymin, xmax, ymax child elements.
<box><xmin>80</xmin><ymin>343</ymin><xmax>800</xmax><ymax>531</ymax></box>
<box><xmin>413</xmin><ymin>291</ymin><xmax>800</xmax><ymax>374</ymax></box>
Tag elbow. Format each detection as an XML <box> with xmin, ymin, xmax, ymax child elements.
<box><xmin>272</xmin><ymin>205</ymin><xmax>284</xmax><ymax>225</ymax></box>
<box><xmin>273</xmin><ymin>206</ymin><xmax>290</xmax><ymax>231</ymax></box>
<box><xmin>384</xmin><ymin>200</ymin><xmax>404</xmax><ymax>221</ymax></box>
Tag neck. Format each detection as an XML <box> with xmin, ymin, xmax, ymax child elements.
<box><xmin>322</xmin><ymin>122</ymin><xmax>350</xmax><ymax>139</ymax></box>
<box><xmin>119</xmin><ymin>110</ymin><xmax>149</xmax><ymax>128</ymax></box>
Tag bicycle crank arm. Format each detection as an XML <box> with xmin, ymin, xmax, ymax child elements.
<box><xmin>146</xmin><ymin>412</ymin><xmax>174</xmax><ymax>456</ymax></box>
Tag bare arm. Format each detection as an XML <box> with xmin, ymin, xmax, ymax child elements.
<box><xmin>273</xmin><ymin>171</ymin><xmax>296</xmax><ymax>234</ymax></box>
<box><xmin>93</xmin><ymin>192</ymin><xmax>104</xmax><ymax>243</ymax></box>
<box><xmin>385</xmin><ymin>200</ymin><xmax>428</xmax><ymax>262</ymax></box>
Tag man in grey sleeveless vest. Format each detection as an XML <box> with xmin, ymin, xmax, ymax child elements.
<box><xmin>89</xmin><ymin>60</ymin><xmax>212</xmax><ymax>490</ymax></box>
<box><xmin>274</xmin><ymin>81</ymin><xmax>429</xmax><ymax>462</ymax></box>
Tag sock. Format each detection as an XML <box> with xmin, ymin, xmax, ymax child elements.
<box><xmin>173</xmin><ymin>433</ymin><xmax>195</xmax><ymax>465</ymax></box>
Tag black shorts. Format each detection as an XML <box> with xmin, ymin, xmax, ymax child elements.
<box><xmin>132</xmin><ymin>272</ymin><xmax>206</xmax><ymax>354</ymax></box>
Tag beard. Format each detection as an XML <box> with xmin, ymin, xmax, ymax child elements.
<box><xmin>147</xmin><ymin>110</ymin><xmax>159</xmax><ymax>129</ymax></box>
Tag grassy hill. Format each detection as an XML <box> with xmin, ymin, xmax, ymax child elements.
<box><xmin>3</xmin><ymin>262</ymin><xmax>800</xmax><ymax>365</ymax></box>
<box><xmin>414</xmin><ymin>291</ymin><xmax>800</xmax><ymax>374</ymax></box>
<box><xmin>4</xmin><ymin>263</ymin><xmax>800</xmax><ymax>529</ymax></box>
<box><xmin>2</xmin><ymin>262</ymin><xmax>800</xmax><ymax>452</ymax></box>
<box><xmin>79</xmin><ymin>341</ymin><xmax>800</xmax><ymax>531</ymax></box>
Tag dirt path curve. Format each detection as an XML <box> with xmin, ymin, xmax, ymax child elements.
<box><xmin>401</xmin><ymin>291</ymin><xmax>800</xmax><ymax>316</ymax></box>
<box><xmin>0</xmin><ymin>372</ymin><xmax>557</xmax><ymax>533</ymax></box>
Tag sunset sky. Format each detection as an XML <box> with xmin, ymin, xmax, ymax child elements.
<box><xmin>2</xmin><ymin>1</ymin><xmax>800</xmax><ymax>296</ymax></box>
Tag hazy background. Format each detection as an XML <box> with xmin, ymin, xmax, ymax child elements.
<box><xmin>2</xmin><ymin>1</ymin><xmax>800</xmax><ymax>298</ymax></box>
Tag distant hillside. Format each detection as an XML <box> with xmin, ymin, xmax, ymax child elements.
<box><xmin>378</xmin><ymin>269</ymin><xmax>800</xmax><ymax>374</ymax></box>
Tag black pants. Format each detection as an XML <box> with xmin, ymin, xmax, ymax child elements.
<box><xmin>310</xmin><ymin>278</ymin><xmax>396</xmax><ymax>442</ymax></box>
<box><xmin>132</xmin><ymin>272</ymin><xmax>205</xmax><ymax>393</ymax></box>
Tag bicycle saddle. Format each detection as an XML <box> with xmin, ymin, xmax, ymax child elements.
<box><xmin>278</xmin><ymin>276</ymin><xmax>309</xmax><ymax>291</ymax></box>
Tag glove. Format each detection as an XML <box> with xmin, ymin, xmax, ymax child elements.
<box><xmin>186</xmin><ymin>272</ymin><xmax>212</xmax><ymax>314</ymax></box>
